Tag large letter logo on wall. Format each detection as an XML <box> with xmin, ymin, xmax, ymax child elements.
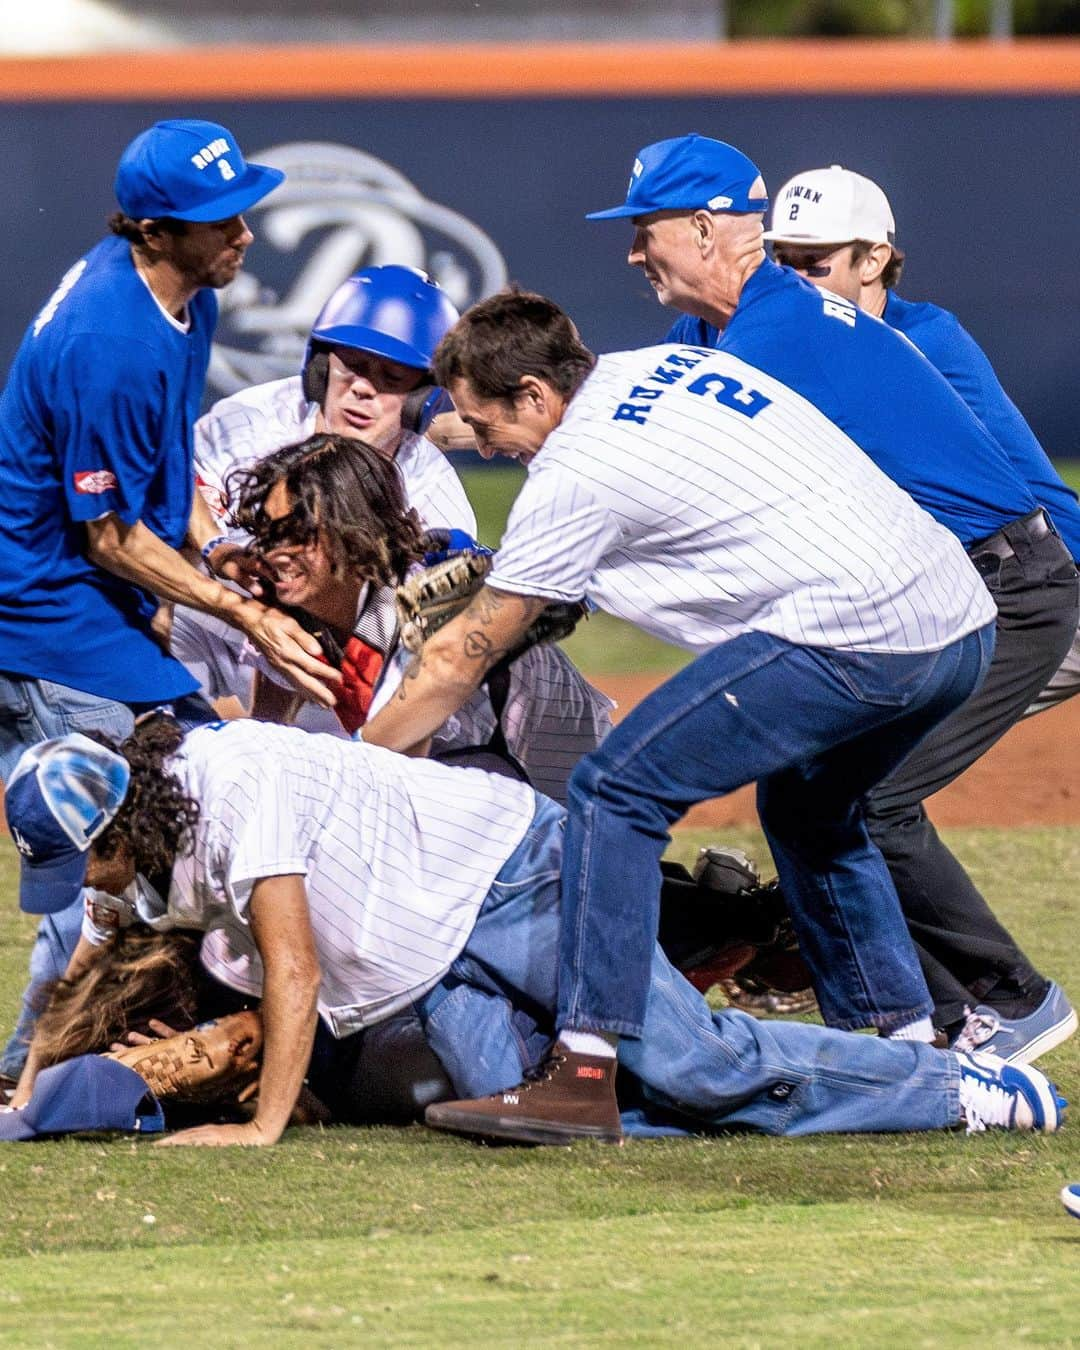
<box><xmin>208</xmin><ymin>141</ymin><xmax>508</xmax><ymax>396</ymax></box>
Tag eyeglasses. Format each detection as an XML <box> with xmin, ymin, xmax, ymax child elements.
<box><xmin>771</xmin><ymin>242</ymin><xmax>853</xmax><ymax>272</ymax></box>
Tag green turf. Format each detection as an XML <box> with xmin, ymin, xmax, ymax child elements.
<box><xmin>1</xmin><ymin>829</ymin><xmax>1078</xmax><ymax>1345</ymax></box>
<box><xmin>1056</xmin><ymin>461</ymin><xmax>1080</xmax><ymax>494</ymax></box>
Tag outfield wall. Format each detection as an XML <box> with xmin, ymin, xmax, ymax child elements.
<box><xmin>1</xmin><ymin>42</ymin><xmax>1078</xmax><ymax>453</ymax></box>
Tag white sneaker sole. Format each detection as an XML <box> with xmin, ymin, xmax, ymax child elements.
<box><xmin>1003</xmin><ymin>1061</ymin><xmax>1063</xmax><ymax>1132</ymax></box>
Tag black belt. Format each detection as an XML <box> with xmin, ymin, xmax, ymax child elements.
<box><xmin>966</xmin><ymin>508</ymin><xmax>1056</xmax><ymax>565</ymax></box>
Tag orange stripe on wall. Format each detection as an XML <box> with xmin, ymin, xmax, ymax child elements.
<box><xmin>2</xmin><ymin>40</ymin><xmax>1080</xmax><ymax>101</ymax></box>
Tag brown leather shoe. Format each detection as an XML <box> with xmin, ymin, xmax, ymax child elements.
<box><xmin>425</xmin><ymin>1042</ymin><xmax>624</xmax><ymax>1146</ymax></box>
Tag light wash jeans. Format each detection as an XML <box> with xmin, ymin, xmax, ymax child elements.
<box><xmin>557</xmin><ymin>626</ymin><xmax>995</xmax><ymax>1039</ymax></box>
<box><xmin>0</xmin><ymin>673</ymin><xmax>136</xmax><ymax>1077</ymax></box>
<box><xmin>418</xmin><ymin>796</ymin><xmax>962</xmax><ymax>1138</ymax></box>
<box><xmin>0</xmin><ymin>673</ymin><xmax>213</xmax><ymax>1077</ymax></box>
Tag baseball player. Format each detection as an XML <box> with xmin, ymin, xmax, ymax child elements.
<box><xmin>764</xmin><ymin>163</ymin><xmax>1080</xmax><ymax>717</ymax></box>
<box><xmin>357</xmin><ymin>288</ymin><xmax>1004</xmax><ymax>1144</ymax></box>
<box><xmin>229</xmin><ymin>431</ymin><xmax>613</xmax><ymax>803</ymax></box>
<box><xmin>0</xmin><ymin>119</ymin><xmax>338</xmax><ymax>1088</ymax></box>
<box><xmin>587</xmin><ymin>134</ymin><xmax>1078</xmax><ymax>1059</ymax></box>
<box><xmin>169</xmin><ymin>264</ymin><xmax>476</xmax><ymax>721</ymax></box>
<box><xmin>5</xmin><ymin>724</ymin><xmax>1061</xmax><ymax>1146</ymax></box>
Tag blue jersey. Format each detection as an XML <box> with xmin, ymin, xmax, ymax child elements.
<box><xmin>666</xmin><ymin>261</ymin><xmax>1037</xmax><ymax>546</ymax></box>
<box><xmin>882</xmin><ymin>291</ymin><xmax>1080</xmax><ymax>561</ymax></box>
<box><xmin>0</xmin><ymin>235</ymin><xmax>215</xmax><ymax>701</ymax></box>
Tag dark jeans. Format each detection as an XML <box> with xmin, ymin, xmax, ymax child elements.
<box><xmin>866</xmin><ymin>511</ymin><xmax>1080</xmax><ymax>1029</ymax></box>
<box><xmin>557</xmin><ymin>624</ymin><xmax>994</xmax><ymax>1038</ymax></box>
<box><xmin>306</xmin><ymin>1014</ymin><xmax>454</xmax><ymax>1125</ymax></box>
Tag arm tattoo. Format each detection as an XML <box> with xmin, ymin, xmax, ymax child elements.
<box><xmin>395</xmin><ymin>588</ymin><xmax>551</xmax><ymax>699</ymax></box>
<box><xmin>459</xmin><ymin>590</ymin><xmax>548</xmax><ymax>669</ymax></box>
<box><xmin>396</xmin><ymin>650</ymin><xmax>425</xmax><ymax>700</ymax></box>
<box><xmin>468</xmin><ymin>588</ymin><xmax>548</xmax><ymax>629</ymax></box>
<box><xmin>463</xmin><ymin>629</ymin><xmax>511</xmax><ymax>665</ymax></box>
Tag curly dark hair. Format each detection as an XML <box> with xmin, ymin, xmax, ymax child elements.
<box><xmin>91</xmin><ymin>714</ymin><xmax>200</xmax><ymax>877</ymax></box>
<box><xmin>107</xmin><ymin>210</ymin><xmax>189</xmax><ymax>246</ymax></box>
<box><xmin>227</xmin><ymin>433</ymin><xmax>427</xmax><ymax>588</ymax></box>
<box><xmin>432</xmin><ymin>286</ymin><xmax>596</xmax><ymax>403</ymax></box>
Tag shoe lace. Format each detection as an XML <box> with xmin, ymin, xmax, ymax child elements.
<box><xmin>952</xmin><ymin>1008</ymin><xmax>1001</xmax><ymax>1054</ymax></box>
<box><xmin>958</xmin><ymin>1071</ymin><xmax>1012</xmax><ymax>1134</ymax></box>
<box><xmin>521</xmin><ymin>1048</ymin><xmax>567</xmax><ymax>1087</ymax></box>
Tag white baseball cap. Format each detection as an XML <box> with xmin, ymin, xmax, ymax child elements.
<box><xmin>764</xmin><ymin>165</ymin><xmax>896</xmax><ymax>247</ymax></box>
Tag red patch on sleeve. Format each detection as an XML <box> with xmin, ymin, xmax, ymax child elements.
<box><xmin>73</xmin><ymin>469</ymin><xmax>119</xmax><ymax>494</ymax></box>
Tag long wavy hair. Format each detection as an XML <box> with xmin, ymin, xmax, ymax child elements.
<box><xmin>228</xmin><ymin>433</ymin><xmax>427</xmax><ymax>589</ymax></box>
<box><xmin>31</xmin><ymin>929</ymin><xmax>204</xmax><ymax>1067</ymax></box>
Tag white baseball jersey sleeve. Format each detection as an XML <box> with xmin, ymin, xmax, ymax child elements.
<box><xmin>167</xmin><ymin>720</ymin><xmax>536</xmax><ymax>1035</ymax></box>
<box><xmin>488</xmin><ymin>346</ymin><xmax>995</xmax><ymax>655</ymax></box>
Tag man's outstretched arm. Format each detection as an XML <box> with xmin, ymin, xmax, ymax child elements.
<box><xmin>361</xmin><ymin>584</ymin><xmax>549</xmax><ymax>754</ymax></box>
<box><xmin>157</xmin><ymin>873</ymin><xmax>321</xmax><ymax>1147</ymax></box>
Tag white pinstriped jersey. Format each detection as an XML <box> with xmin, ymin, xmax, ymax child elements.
<box><xmin>489</xmin><ymin>346</ymin><xmax>995</xmax><ymax>654</ymax></box>
<box><xmin>193</xmin><ymin>375</ymin><xmax>477</xmax><ymax>535</ymax></box>
<box><xmin>166</xmin><ymin>720</ymin><xmax>536</xmax><ymax>1036</ymax></box>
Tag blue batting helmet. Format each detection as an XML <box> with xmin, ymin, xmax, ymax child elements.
<box><xmin>301</xmin><ymin>266</ymin><xmax>460</xmax><ymax>432</ymax></box>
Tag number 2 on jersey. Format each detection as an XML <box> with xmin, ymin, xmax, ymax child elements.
<box><xmin>687</xmin><ymin>373</ymin><xmax>772</xmax><ymax>419</ymax></box>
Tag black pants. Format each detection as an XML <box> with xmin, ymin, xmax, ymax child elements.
<box><xmin>865</xmin><ymin>510</ymin><xmax>1079</xmax><ymax>1029</ymax></box>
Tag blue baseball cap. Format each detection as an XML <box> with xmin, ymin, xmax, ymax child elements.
<box><xmin>586</xmin><ymin>134</ymin><xmax>768</xmax><ymax>221</ymax></box>
<box><xmin>0</xmin><ymin>1056</ymin><xmax>164</xmax><ymax>1141</ymax></box>
<box><xmin>114</xmin><ymin>119</ymin><xmax>285</xmax><ymax>223</ymax></box>
<box><xmin>5</xmin><ymin>734</ymin><xmax>130</xmax><ymax>916</ymax></box>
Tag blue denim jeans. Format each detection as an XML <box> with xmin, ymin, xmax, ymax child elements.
<box><xmin>0</xmin><ymin>673</ymin><xmax>137</xmax><ymax>1077</ymax></box>
<box><xmin>417</xmin><ymin>797</ymin><xmax>961</xmax><ymax>1137</ymax></box>
<box><xmin>556</xmin><ymin>625</ymin><xmax>995</xmax><ymax>1038</ymax></box>
<box><xmin>0</xmin><ymin>672</ymin><xmax>214</xmax><ymax>1077</ymax></box>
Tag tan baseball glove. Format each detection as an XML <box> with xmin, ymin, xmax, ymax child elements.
<box><xmin>105</xmin><ymin>1011</ymin><xmax>263</xmax><ymax>1105</ymax></box>
<box><xmin>396</xmin><ymin>552</ymin><xmax>587</xmax><ymax>656</ymax></box>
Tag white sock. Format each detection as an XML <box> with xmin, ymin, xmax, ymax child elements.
<box><xmin>559</xmin><ymin>1029</ymin><xmax>618</xmax><ymax>1059</ymax></box>
<box><xmin>888</xmin><ymin>1016</ymin><xmax>936</xmax><ymax>1043</ymax></box>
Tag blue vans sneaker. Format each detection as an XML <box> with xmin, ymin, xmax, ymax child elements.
<box><xmin>955</xmin><ymin>1051</ymin><xmax>1063</xmax><ymax>1134</ymax></box>
<box><xmin>951</xmin><ymin>982</ymin><xmax>1077</xmax><ymax>1065</ymax></box>
<box><xmin>1061</xmin><ymin>1184</ymin><xmax>1080</xmax><ymax>1220</ymax></box>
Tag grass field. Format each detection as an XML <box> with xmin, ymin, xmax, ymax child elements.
<box><xmin>1</xmin><ymin>831</ymin><xmax>1078</xmax><ymax>1346</ymax></box>
<box><xmin>1</xmin><ymin>466</ymin><xmax>1078</xmax><ymax>1345</ymax></box>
